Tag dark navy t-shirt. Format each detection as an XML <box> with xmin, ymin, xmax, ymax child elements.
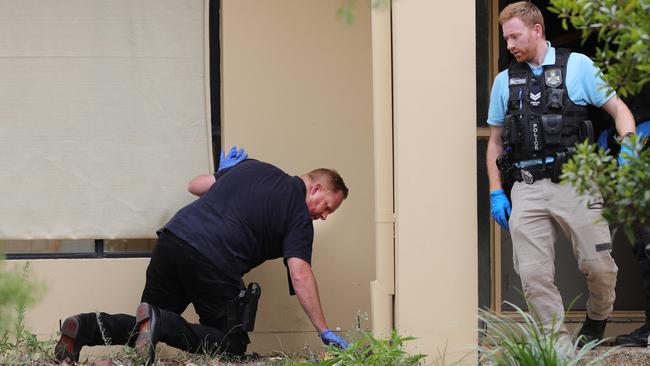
<box><xmin>161</xmin><ymin>159</ymin><xmax>313</xmax><ymax>280</ymax></box>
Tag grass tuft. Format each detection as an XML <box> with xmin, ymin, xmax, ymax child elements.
<box><xmin>478</xmin><ymin>302</ymin><xmax>616</xmax><ymax>366</ymax></box>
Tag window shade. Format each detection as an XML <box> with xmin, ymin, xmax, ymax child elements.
<box><xmin>0</xmin><ymin>0</ymin><xmax>212</xmax><ymax>239</ymax></box>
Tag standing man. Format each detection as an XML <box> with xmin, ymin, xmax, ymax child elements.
<box><xmin>55</xmin><ymin>152</ymin><xmax>350</xmax><ymax>365</ymax></box>
<box><xmin>486</xmin><ymin>1</ymin><xmax>636</xmax><ymax>349</ymax></box>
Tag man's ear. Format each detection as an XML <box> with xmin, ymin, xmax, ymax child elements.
<box><xmin>311</xmin><ymin>183</ymin><xmax>323</xmax><ymax>194</ymax></box>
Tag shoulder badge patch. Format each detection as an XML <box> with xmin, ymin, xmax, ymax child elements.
<box><xmin>544</xmin><ymin>68</ymin><xmax>562</xmax><ymax>88</ymax></box>
<box><xmin>509</xmin><ymin>78</ymin><xmax>526</xmax><ymax>86</ymax></box>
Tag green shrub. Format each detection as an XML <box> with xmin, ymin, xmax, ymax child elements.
<box><xmin>0</xmin><ymin>260</ymin><xmax>39</xmax><ymax>335</ymax></box>
<box><xmin>549</xmin><ymin>0</ymin><xmax>649</xmax><ymax>238</ymax></box>
<box><xmin>301</xmin><ymin>330</ymin><xmax>426</xmax><ymax>366</ymax></box>
<box><xmin>549</xmin><ymin>0</ymin><xmax>650</xmax><ymax>98</ymax></box>
<box><xmin>561</xmin><ymin>136</ymin><xmax>650</xmax><ymax>241</ymax></box>
<box><xmin>478</xmin><ymin>302</ymin><xmax>613</xmax><ymax>366</ymax></box>
<box><xmin>0</xmin><ymin>261</ymin><xmax>48</xmax><ymax>364</ymax></box>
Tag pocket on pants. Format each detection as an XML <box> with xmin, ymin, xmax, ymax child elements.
<box><xmin>577</xmin><ymin>255</ymin><xmax>618</xmax><ymax>276</ymax></box>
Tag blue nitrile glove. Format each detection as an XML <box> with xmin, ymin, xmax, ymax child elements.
<box><xmin>320</xmin><ymin>329</ymin><xmax>348</xmax><ymax>349</ymax></box>
<box><xmin>218</xmin><ymin>146</ymin><xmax>247</xmax><ymax>172</ymax></box>
<box><xmin>617</xmin><ymin>135</ymin><xmax>636</xmax><ymax>166</ymax></box>
<box><xmin>490</xmin><ymin>189</ymin><xmax>511</xmax><ymax>231</ymax></box>
<box><xmin>597</xmin><ymin>128</ymin><xmax>614</xmax><ymax>150</ymax></box>
<box><xmin>637</xmin><ymin>121</ymin><xmax>650</xmax><ymax>139</ymax></box>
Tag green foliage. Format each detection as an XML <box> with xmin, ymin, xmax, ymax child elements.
<box><xmin>548</xmin><ymin>1</ymin><xmax>650</xmax><ymax>237</ymax></box>
<box><xmin>337</xmin><ymin>0</ymin><xmax>391</xmax><ymax>25</ymax></box>
<box><xmin>478</xmin><ymin>302</ymin><xmax>613</xmax><ymax>366</ymax></box>
<box><xmin>337</xmin><ymin>0</ymin><xmax>358</xmax><ymax>25</ymax></box>
<box><xmin>0</xmin><ymin>263</ymin><xmax>50</xmax><ymax>364</ymax></box>
<box><xmin>0</xmin><ymin>261</ymin><xmax>40</xmax><ymax>335</ymax></box>
<box><xmin>548</xmin><ymin>0</ymin><xmax>650</xmax><ymax>97</ymax></box>
<box><xmin>561</xmin><ymin>136</ymin><xmax>650</xmax><ymax>240</ymax></box>
<box><xmin>301</xmin><ymin>330</ymin><xmax>426</xmax><ymax>366</ymax></box>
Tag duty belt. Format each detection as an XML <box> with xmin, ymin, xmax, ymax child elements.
<box><xmin>498</xmin><ymin>149</ymin><xmax>575</xmax><ymax>186</ymax></box>
<box><xmin>513</xmin><ymin>163</ymin><xmax>554</xmax><ymax>184</ymax></box>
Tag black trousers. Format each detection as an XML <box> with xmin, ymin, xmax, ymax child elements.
<box><xmin>75</xmin><ymin>230</ymin><xmax>247</xmax><ymax>356</ymax></box>
<box><xmin>634</xmin><ymin>226</ymin><xmax>650</xmax><ymax>321</ymax></box>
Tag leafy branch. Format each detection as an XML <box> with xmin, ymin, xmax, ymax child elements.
<box><xmin>561</xmin><ymin>136</ymin><xmax>650</xmax><ymax>241</ymax></box>
<box><xmin>549</xmin><ymin>0</ymin><xmax>650</xmax><ymax>97</ymax></box>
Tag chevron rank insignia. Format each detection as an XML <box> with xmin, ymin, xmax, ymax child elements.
<box><xmin>544</xmin><ymin>68</ymin><xmax>562</xmax><ymax>88</ymax></box>
<box><xmin>529</xmin><ymin>91</ymin><xmax>541</xmax><ymax>106</ymax></box>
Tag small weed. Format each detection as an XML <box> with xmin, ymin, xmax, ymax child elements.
<box><xmin>95</xmin><ymin>313</ymin><xmax>147</xmax><ymax>366</ymax></box>
<box><xmin>96</xmin><ymin>311</ymin><xmax>114</xmax><ymax>361</ymax></box>
<box><xmin>300</xmin><ymin>330</ymin><xmax>426</xmax><ymax>366</ymax></box>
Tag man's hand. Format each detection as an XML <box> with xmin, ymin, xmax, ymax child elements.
<box><xmin>618</xmin><ymin>141</ymin><xmax>635</xmax><ymax>166</ymax></box>
<box><xmin>320</xmin><ymin>329</ymin><xmax>348</xmax><ymax>349</ymax></box>
<box><xmin>218</xmin><ymin>146</ymin><xmax>247</xmax><ymax>172</ymax></box>
<box><xmin>490</xmin><ymin>189</ymin><xmax>511</xmax><ymax>231</ymax></box>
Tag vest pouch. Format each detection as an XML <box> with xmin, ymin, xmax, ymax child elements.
<box><xmin>541</xmin><ymin>114</ymin><xmax>563</xmax><ymax>145</ymax></box>
<box><xmin>503</xmin><ymin>114</ymin><xmax>520</xmax><ymax>145</ymax></box>
<box><xmin>508</xmin><ymin>86</ymin><xmax>524</xmax><ymax>111</ymax></box>
<box><xmin>546</xmin><ymin>88</ymin><xmax>564</xmax><ymax>109</ymax></box>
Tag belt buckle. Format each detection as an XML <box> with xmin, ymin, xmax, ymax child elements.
<box><xmin>521</xmin><ymin>169</ymin><xmax>534</xmax><ymax>184</ymax></box>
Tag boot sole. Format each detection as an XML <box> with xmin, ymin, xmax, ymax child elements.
<box><xmin>54</xmin><ymin>316</ymin><xmax>80</xmax><ymax>363</ymax></box>
<box><xmin>135</xmin><ymin>303</ymin><xmax>157</xmax><ymax>366</ymax></box>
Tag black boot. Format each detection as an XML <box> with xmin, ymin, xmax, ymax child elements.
<box><xmin>614</xmin><ymin>323</ymin><xmax>650</xmax><ymax>347</ymax></box>
<box><xmin>577</xmin><ymin>315</ymin><xmax>607</xmax><ymax>347</ymax></box>
<box><xmin>55</xmin><ymin>312</ymin><xmax>137</xmax><ymax>363</ymax></box>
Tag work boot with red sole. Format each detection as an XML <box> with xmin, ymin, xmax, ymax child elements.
<box><xmin>54</xmin><ymin>315</ymin><xmax>82</xmax><ymax>363</ymax></box>
<box><xmin>135</xmin><ymin>302</ymin><xmax>160</xmax><ymax>366</ymax></box>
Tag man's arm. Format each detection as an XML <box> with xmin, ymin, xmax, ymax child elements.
<box><xmin>487</xmin><ymin>125</ymin><xmax>505</xmax><ymax>191</ymax></box>
<box><xmin>601</xmin><ymin>96</ymin><xmax>636</xmax><ymax>136</ymax></box>
<box><xmin>187</xmin><ymin>174</ymin><xmax>216</xmax><ymax>197</ymax></box>
<box><xmin>286</xmin><ymin>257</ymin><xmax>328</xmax><ymax>333</ymax></box>
<box><xmin>186</xmin><ymin>146</ymin><xmax>248</xmax><ymax>197</ymax></box>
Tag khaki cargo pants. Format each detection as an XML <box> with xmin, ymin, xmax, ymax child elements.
<box><xmin>509</xmin><ymin>179</ymin><xmax>617</xmax><ymax>345</ymax></box>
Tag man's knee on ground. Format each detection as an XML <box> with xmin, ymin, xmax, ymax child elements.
<box><xmin>219</xmin><ymin>333</ymin><xmax>247</xmax><ymax>356</ymax></box>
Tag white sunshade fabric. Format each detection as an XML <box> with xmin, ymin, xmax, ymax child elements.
<box><xmin>0</xmin><ymin>0</ymin><xmax>212</xmax><ymax>239</ymax></box>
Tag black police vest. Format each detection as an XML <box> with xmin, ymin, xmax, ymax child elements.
<box><xmin>501</xmin><ymin>48</ymin><xmax>592</xmax><ymax>162</ymax></box>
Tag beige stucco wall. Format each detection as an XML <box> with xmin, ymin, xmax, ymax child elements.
<box><xmin>221</xmin><ymin>0</ymin><xmax>375</xmax><ymax>353</ymax></box>
<box><xmin>392</xmin><ymin>0</ymin><xmax>478</xmax><ymax>363</ymax></box>
<box><xmin>7</xmin><ymin>258</ymin><xmax>200</xmax><ymax>360</ymax></box>
<box><xmin>8</xmin><ymin>259</ymin><xmax>148</xmax><ymax>338</ymax></box>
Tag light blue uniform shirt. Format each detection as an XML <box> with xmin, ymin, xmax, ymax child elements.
<box><xmin>487</xmin><ymin>42</ymin><xmax>614</xmax><ymax>127</ymax></box>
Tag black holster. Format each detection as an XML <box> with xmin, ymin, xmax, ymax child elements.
<box><xmin>550</xmin><ymin>148</ymin><xmax>574</xmax><ymax>183</ymax></box>
<box><xmin>496</xmin><ymin>153</ymin><xmax>515</xmax><ymax>198</ymax></box>
<box><xmin>225</xmin><ymin>282</ymin><xmax>262</xmax><ymax>334</ymax></box>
